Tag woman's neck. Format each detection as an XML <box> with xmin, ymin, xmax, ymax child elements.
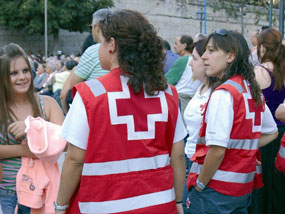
<box><xmin>9</xmin><ymin>94</ymin><xmax>30</xmax><ymax>107</ymax></box>
<box><xmin>200</xmin><ymin>83</ymin><xmax>210</xmax><ymax>95</ymax></box>
<box><xmin>198</xmin><ymin>76</ymin><xmax>210</xmax><ymax>94</ymax></box>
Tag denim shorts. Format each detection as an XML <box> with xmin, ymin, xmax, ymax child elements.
<box><xmin>184</xmin><ymin>186</ymin><xmax>251</xmax><ymax>214</ymax></box>
<box><xmin>0</xmin><ymin>188</ymin><xmax>30</xmax><ymax>214</ymax></box>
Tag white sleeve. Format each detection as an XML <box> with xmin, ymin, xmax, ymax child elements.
<box><xmin>261</xmin><ymin>104</ymin><xmax>278</xmax><ymax>134</ymax></box>
<box><xmin>205</xmin><ymin>90</ymin><xmax>233</xmax><ymax>148</ymax></box>
<box><xmin>173</xmin><ymin>107</ymin><xmax>187</xmax><ymax>143</ymax></box>
<box><xmin>61</xmin><ymin>93</ymin><xmax>89</xmax><ymax>150</ymax></box>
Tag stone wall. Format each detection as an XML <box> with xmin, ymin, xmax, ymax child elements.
<box><xmin>114</xmin><ymin>0</ymin><xmax>279</xmax><ymax>48</ymax></box>
<box><xmin>0</xmin><ymin>0</ymin><xmax>279</xmax><ymax>55</ymax></box>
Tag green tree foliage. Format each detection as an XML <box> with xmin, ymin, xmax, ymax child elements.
<box><xmin>212</xmin><ymin>0</ymin><xmax>279</xmax><ymax>25</ymax></box>
<box><xmin>0</xmin><ymin>0</ymin><xmax>114</xmax><ymax>35</ymax></box>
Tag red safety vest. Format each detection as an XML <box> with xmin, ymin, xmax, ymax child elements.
<box><xmin>187</xmin><ymin>75</ymin><xmax>265</xmax><ymax>196</ymax></box>
<box><xmin>67</xmin><ymin>68</ymin><xmax>179</xmax><ymax>214</ymax></box>
<box><xmin>276</xmin><ymin>133</ymin><xmax>285</xmax><ymax>173</ymax></box>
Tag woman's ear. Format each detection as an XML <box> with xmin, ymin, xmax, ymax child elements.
<box><xmin>260</xmin><ymin>44</ymin><xmax>266</xmax><ymax>56</ymax></box>
<box><xmin>226</xmin><ymin>52</ymin><xmax>236</xmax><ymax>64</ymax></box>
<box><xmin>109</xmin><ymin>37</ymin><xmax>116</xmax><ymax>53</ymax></box>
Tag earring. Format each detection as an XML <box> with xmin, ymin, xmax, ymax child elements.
<box><xmin>109</xmin><ymin>50</ymin><xmax>113</xmax><ymax>54</ymax></box>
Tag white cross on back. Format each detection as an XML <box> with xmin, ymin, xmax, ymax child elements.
<box><xmin>107</xmin><ymin>76</ymin><xmax>168</xmax><ymax>140</ymax></box>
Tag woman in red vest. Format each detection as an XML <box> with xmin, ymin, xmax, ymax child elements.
<box><xmin>55</xmin><ymin>10</ymin><xmax>187</xmax><ymax>214</ymax></box>
<box><xmin>185</xmin><ymin>30</ymin><xmax>278</xmax><ymax>214</ymax></box>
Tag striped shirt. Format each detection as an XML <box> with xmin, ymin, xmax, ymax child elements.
<box><xmin>75</xmin><ymin>44</ymin><xmax>109</xmax><ymax>80</ymax></box>
<box><xmin>0</xmin><ymin>96</ymin><xmax>46</xmax><ymax>192</ymax></box>
<box><xmin>0</xmin><ymin>128</ymin><xmax>22</xmax><ymax>191</ymax></box>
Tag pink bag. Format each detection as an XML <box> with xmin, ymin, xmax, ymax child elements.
<box><xmin>275</xmin><ymin>133</ymin><xmax>285</xmax><ymax>173</ymax></box>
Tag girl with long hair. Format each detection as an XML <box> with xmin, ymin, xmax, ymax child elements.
<box><xmin>254</xmin><ymin>27</ymin><xmax>285</xmax><ymax>214</ymax></box>
<box><xmin>0</xmin><ymin>43</ymin><xmax>64</xmax><ymax>213</ymax></box>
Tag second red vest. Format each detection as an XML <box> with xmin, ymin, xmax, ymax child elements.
<box><xmin>187</xmin><ymin>75</ymin><xmax>265</xmax><ymax>196</ymax></box>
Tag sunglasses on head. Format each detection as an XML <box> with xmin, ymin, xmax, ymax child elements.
<box><xmin>215</xmin><ymin>29</ymin><xmax>228</xmax><ymax>36</ymax></box>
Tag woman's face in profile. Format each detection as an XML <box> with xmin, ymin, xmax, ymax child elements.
<box><xmin>98</xmin><ymin>30</ymin><xmax>112</xmax><ymax>71</ymax></box>
<box><xmin>190</xmin><ymin>48</ymin><xmax>206</xmax><ymax>81</ymax></box>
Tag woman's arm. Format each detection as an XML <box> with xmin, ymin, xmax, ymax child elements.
<box><xmin>275</xmin><ymin>103</ymin><xmax>285</xmax><ymax>122</ymax></box>
<box><xmin>0</xmin><ymin>144</ymin><xmax>35</xmax><ymax>159</ymax></box>
<box><xmin>170</xmin><ymin>140</ymin><xmax>185</xmax><ymax>214</ymax></box>
<box><xmin>259</xmin><ymin>132</ymin><xmax>278</xmax><ymax>147</ymax></box>
<box><xmin>55</xmin><ymin>143</ymin><xmax>86</xmax><ymax>213</ymax></box>
<box><xmin>60</xmin><ymin>67</ymin><xmax>83</xmax><ymax>114</ymax></box>
<box><xmin>259</xmin><ymin>104</ymin><xmax>278</xmax><ymax>147</ymax></box>
<box><xmin>196</xmin><ymin>145</ymin><xmax>226</xmax><ymax>191</ymax></box>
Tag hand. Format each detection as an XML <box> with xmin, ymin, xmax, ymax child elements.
<box><xmin>7</xmin><ymin>121</ymin><xmax>26</xmax><ymax>139</ymax></box>
<box><xmin>55</xmin><ymin>211</ymin><xmax>66</xmax><ymax>214</ymax></box>
<box><xmin>176</xmin><ymin>203</ymin><xmax>184</xmax><ymax>214</ymax></box>
<box><xmin>195</xmin><ymin>185</ymin><xmax>202</xmax><ymax>192</ymax></box>
<box><xmin>22</xmin><ymin>143</ymin><xmax>37</xmax><ymax>158</ymax></box>
<box><xmin>256</xmin><ymin>159</ymin><xmax>261</xmax><ymax>166</ymax></box>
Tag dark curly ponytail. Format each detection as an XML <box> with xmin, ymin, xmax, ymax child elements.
<box><xmin>98</xmin><ymin>10</ymin><xmax>167</xmax><ymax>96</ymax></box>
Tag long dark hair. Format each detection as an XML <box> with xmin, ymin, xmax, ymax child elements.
<box><xmin>98</xmin><ymin>9</ymin><xmax>167</xmax><ymax>96</ymax></box>
<box><xmin>0</xmin><ymin>43</ymin><xmax>41</xmax><ymax>138</ymax></box>
<box><xmin>205</xmin><ymin>31</ymin><xmax>262</xmax><ymax>104</ymax></box>
<box><xmin>257</xmin><ymin>28</ymin><xmax>285</xmax><ymax>91</ymax></box>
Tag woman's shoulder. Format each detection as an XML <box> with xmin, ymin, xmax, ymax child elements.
<box><xmin>41</xmin><ymin>95</ymin><xmax>57</xmax><ymax>105</ymax></box>
<box><xmin>41</xmin><ymin>95</ymin><xmax>64</xmax><ymax>124</ymax></box>
<box><xmin>254</xmin><ymin>64</ymin><xmax>272</xmax><ymax>89</ymax></box>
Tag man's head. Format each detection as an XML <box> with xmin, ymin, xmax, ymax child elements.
<box><xmin>163</xmin><ymin>40</ymin><xmax>171</xmax><ymax>52</ymax></box>
<box><xmin>194</xmin><ymin>33</ymin><xmax>206</xmax><ymax>43</ymax></box>
<box><xmin>91</xmin><ymin>8</ymin><xmax>112</xmax><ymax>43</ymax></box>
<box><xmin>173</xmin><ymin>35</ymin><xmax>193</xmax><ymax>56</ymax></box>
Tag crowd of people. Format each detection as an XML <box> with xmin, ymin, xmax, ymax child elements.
<box><xmin>0</xmin><ymin>7</ymin><xmax>284</xmax><ymax>214</ymax></box>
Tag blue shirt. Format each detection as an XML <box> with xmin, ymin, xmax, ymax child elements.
<box><xmin>163</xmin><ymin>50</ymin><xmax>179</xmax><ymax>75</ymax></box>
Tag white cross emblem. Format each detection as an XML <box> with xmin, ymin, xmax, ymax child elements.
<box><xmin>107</xmin><ymin>76</ymin><xmax>168</xmax><ymax>140</ymax></box>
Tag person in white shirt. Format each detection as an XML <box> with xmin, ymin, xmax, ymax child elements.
<box><xmin>184</xmin><ymin>39</ymin><xmax>218</xmax><ymax>160</ymax></box>
<box><xmin>182</xmin><ymin>38</ymin><xmax>218</xmax><ymax>212</ymax></box>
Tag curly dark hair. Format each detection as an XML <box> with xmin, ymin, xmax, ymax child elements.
<box><xmin>205</xmin><ymin>30</ymin><xmax>262</xmax><ymax>104</ymax></box>
<box><xmin>257</xmin><ymin>28</ymin><xmax>285</xmax><ymax>91</ymax></box>
<box><xmin>98</xmin><ymin>9</ymin><xmax>167</xmax><ymax>96</ymax></box>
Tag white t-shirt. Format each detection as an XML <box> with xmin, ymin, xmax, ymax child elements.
<box><xmin>61</xmin><ymin>93</ymin><xmax>187</xmax><ymax>150</ymax></box>
<box><xmin>175</xmin><ymin>56</ymin><xmax>201</xmax><ymax>95</ymax></box>
<box><xmin>184</xmin><ymin>85</ymin><xmax>211</xmax><ymax>158</ymax></box>
<box><xmin>205</xmin><ymin>89</ymin><xmax>277</xmax><ymax>148</ymax></box>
